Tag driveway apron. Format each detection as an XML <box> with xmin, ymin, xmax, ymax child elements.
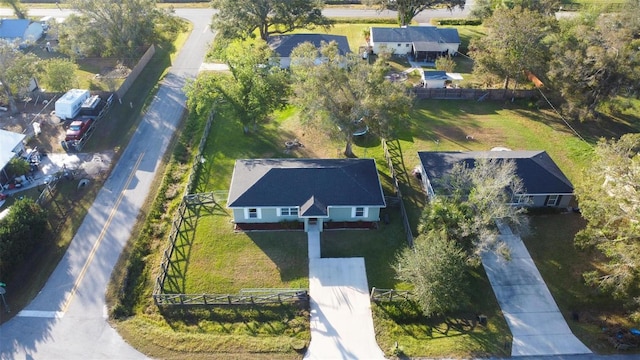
<box><xmin>481</xmin><ymin>222</ymin><xmax>592</xmax><ymax>356</ymax></box>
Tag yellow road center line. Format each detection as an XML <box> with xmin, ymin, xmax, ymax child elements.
<box><xmin>61</xmin><ymin>152</ymin><xmax>145</xmax><ymax>313</ymax></box>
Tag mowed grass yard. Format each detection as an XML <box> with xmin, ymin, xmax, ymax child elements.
<box><xmin>147</xmin><ymin>93</ymin><xmax>620</xmax><ymax>358</ymax></box>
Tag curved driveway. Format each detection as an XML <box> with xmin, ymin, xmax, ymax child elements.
<box><xmin>0</xmin><ymin>9</ymin><xmax>215</xmax><ymax>359</ymax></box>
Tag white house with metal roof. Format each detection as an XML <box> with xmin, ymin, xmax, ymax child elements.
<box><xmin>227</xmin><ymin>158</ymin><xmax>386</xmax><ymax>231</ymax></box>
<box><xmin>369</xmin><ymin>26</ymin><xmax>460</xmax><ymax>62</ymax></box>
<box><xmin>418</xmin><ymin>150</ymin><xmax>574</xmax><ymax>208</ymax></box>
<box><xmin>0</xmin><ymin>129</ymin><xmax>26</xmax><ymax>182</ymax></box>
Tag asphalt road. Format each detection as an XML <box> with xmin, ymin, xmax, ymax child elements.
<box><xmin>0</xmin><ymin>3</ymin><xmax>478</xmax><ymax>359</ymax></box>
<box><xmin>0</xmin><ymin>8</ymin><xmax>214</xmax><ymax>359</ymax></box>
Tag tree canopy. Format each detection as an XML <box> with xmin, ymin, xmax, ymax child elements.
<box><xmin>211</xmin><ymin>0</ymin><xmax>332</xmax><ymax>41</ymax></box>
<box><xmin>397</xmin><ymin>158</ymin><xmax>526</xmax><ymax>316</ymax></box>
<box><xmin>290</xmin><ymin>42</ymin><xmax>413</xmax><ymax>157</ymax></box>
<box><xmin>470</xmin><ymin>7</ymin><xmax>554</xmax><ymax>89</ymax></box>
<box><xmin>0</xmin><ymin>42</ymin><xmax>39</xmax><ymax>114</ymax></box>
<box><xmin>574</xmin><ymin>134</ymin><xmax>640</xmax><ymax>319</ymax></box>
<box><xmin>364</xmin><ymin>0</ymin><xmax>465</xmax><ymax>26</ymax></box>
<box><xmin>547</xmin><ymin>3</ymin><xmax>640</xmax><ymax>121</ymax></box>
<box><xmin>425</xmin><ymin>158</ymin><xmax>528</xmax><ymax>256</ymax></box>
<box><xmin>63</xmin><ymin>0</ymin><xmax>161</xmax><ymax>63</ymax></box>
<box><xmin>0</xmin><ymin>198</ymin><xmax>48</xmax><ymax>277</ymax></box>
<box><xmin>470</xmin><ymin>0</ymin><xmax>560</xmax><ymax>20</ymax></box>
<box><xmin>395</xmin><ymin>230</ymin><xmax>470</xmax><ymax>317</ymax></box>
<box><xmin>44</xmin><ymin>59</ymin><xmax>79</xmax><ymax>93</ymax></box>
<box><xmin>185</xmin><ymin>41</ymin><xmax>290</xmax><ymax>133</ymax></box>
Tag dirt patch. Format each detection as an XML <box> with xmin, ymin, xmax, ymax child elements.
<box><xmin>0</xmin><ymin>98</ymin><xmax>67</xmax><ymax>153</ymax></box>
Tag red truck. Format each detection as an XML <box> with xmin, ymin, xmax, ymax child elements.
<box><xmin>65</xmin><ymin>117</ymin><xmax>94</xmax><ymax>141</ymax></box>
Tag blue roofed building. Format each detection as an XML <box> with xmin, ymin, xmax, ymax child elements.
<box><xmin>0</xmin><ymin>19</ymin><xmax>44</xmax><ymax>47</ymax></box>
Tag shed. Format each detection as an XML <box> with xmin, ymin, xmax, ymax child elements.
<box><xmin>421</xmin><ymin>70</ymin><xmax>463</xmax><ymax>88</ymax></box>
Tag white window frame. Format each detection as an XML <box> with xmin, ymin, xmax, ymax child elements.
<box><xmin>244</xmin><ymin>208</ymin><xmax>261</xmax><ymax>219</ymax></box>
<box><xmin>352</xmin><ymin>207</ymin><xmax>368</xmax><ymax>218</ymax></box>
<box><xmin>546</xmin><ymin>195</ymin><xmax>560</xmax><ymax>207</ymax></box>
<box><xmin>516</xmin><ymin>195</ymin><xmax>533</xmax><ymax>205</ymax></box>
<box><xmin>278</xmin><ymin>207</ymin><xmax>299</xmax><ymax>217</ymax></box>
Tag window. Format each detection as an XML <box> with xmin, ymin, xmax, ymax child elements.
<box><xmin>406</xmin><ymin>44</ymin><xmax>410</xmax><ymax>47</ymax></box>
<box><xmin>279</xmin><ymin>207</ymin><xmax>299</xmax><ymax>216</ymax></box>
<box><xmin>516</xmin><ymin>195</ymin><xmax>532</xmax><ymax>205</ymax></box>
<box><xmin>545</xmin><ymin>195</ymin><xmax>560</xmax><ymax>207</ymax></box>
<box><xmin>352</xmin><ymin>207</ymin><xmax>367</xmax><ymax>218</ymax></box>
<box><xmin>245</xmin><ymin>208</ymin><xmax>261</xmax><ymax>219</ymax></box>
<box><xmin>397</xmin><ymin>43</ymin><xmax>401</xmax><ymax>47</ymax></box>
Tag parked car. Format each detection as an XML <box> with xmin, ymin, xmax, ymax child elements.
<box><xmin>65</xmin><ymin>117</ymin><xmax>94</xmax><ymax>141</ymax></box>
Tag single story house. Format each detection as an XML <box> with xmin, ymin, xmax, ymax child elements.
<box><xmin>0</xmin><ymin>19</ymin><xmax>44</xmax><ymax>47</ymax></box>
<box><xmin>417</xmin><ymin>150</ymin><xmax>574</xmax><ymax>208</ymax></box>
<box><xmin>227</xmin><ymin>158</ymin><xmax>386</xmax><ymax>231</ymax></box>
<box><xmin>421</xmin><ymin>70</ymin><xmax>463</xmax><ymax>88</ymax></box>
<box><xmin>268</xmin><ymin>34</ymin><xmax>351</xmax><ymax>68</ymax></box>
<box><xmin>369</xmin><ymin>26</ymin><xmax>460</xmax><ymax>62</ymax></box>
<box><xmin>0</xmin><ymin>129</ymin><xmax>26</xmax><ymax>183</ymax></box>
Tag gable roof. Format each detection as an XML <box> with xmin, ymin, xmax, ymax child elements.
<box><xmin>0</xmin><ymin>19</ymin><xmax>29</xmax><ymax>40</ymax></box>
<box><xmin>418</xmin><ymin>150</ymin><xmax>574</xmax><ymax>195</ymax></box>
<box><xmin>227</xmin><ymin>159</ymin><xmax>386</xmax><ymax>211</ymax></box>
<box><xmin>370</xmin><ymin>26</ymin><xmax>460</xmax><ymax>45</ymax></box>
<box><xmin>268</xmin><ymin>34</ymin><xmax>351</xmax><ymax>58</ymax></box>
<box><xmin>0</xmin><ymin>129</ymin><xmax>26</xmax><ymax>172</ymax></box>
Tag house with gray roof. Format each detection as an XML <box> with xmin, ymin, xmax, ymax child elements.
<box><xmin>418</xmin><ymin>150</ymin><xmax>574</xmax><ymax>208</ymax></box>
<box><xmin>268</xmin><ymin>34</ymin><xmax>351</xmax><ymax>68</ymax></box>
<box><xmin>369</xmin><ymin>26</ymin><xmax>460</xmax><ymax>62</ymax></box>
<box><xmin>227</xmin><ymin>158</ymin><xmax>386</xmax><ymax>231</ymax></box>
<box><xmin>0</xmin><ymin>19</ymin><xmax>44</xmax><ymax>47</ymax></box>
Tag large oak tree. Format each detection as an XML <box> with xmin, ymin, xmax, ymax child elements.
<box><xmin>470</xmin><ymin>7</ymin><xmax>553</xmax><ymax>90</ymax></box>
<box><xmin>211</xmin><ymin>0</ymin><xmax>332</xmax><ymax>41</ymax></box>
<box><xmin>364</xmin><ymin>0</ymin><xmax>465</xmax><ymax>26</ymax></box>
<box><xmin>547</xmin><ymin>2</ymin><xmax>640</xmax><ymax>121</ymax></box>
<box><xmin>63</xmin><ymin>0</ymin><xmax>161</xmax><ymax>63</ymax></box>
<box><xmin>290</xmin><ymin>42</ymin><xmax>413</xmax><ymax>157</ymax></box>
<box><xmin>185</xmin><ymin>41</ymin><xmax>290</xmax><ymax>133</ymax></box>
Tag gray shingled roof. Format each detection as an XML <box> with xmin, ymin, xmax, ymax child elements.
<box><xmin>227</xmin><ymin>159</ymin><xmax>386</xmax><ymax>210</ymax></box>
<box><xmin>267</xmin><ymin>34</ymin><xmax>351</xmax><ymax>58</ymax></box>
<box><xmin>418</xmin><ymin>151</ymin><xmax>574</xmax><ymax>195</ymax></box>
<box><xmin>371</xmin><ymin>26</ymin><xmax>460</xmax><ymax>44</ymax></box>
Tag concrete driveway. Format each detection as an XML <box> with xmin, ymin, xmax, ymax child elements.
<box><xmin>305</xmin><ymin>257</ymin><xmax>386</xmax><ymax>360</ymax></box>
<box><xmin>305</xmin><ymin>224</ymin><xmax>384</xmax><ymax>359</ymax></box>
<box><xmin>481</xmin><ymin>222</ymin><xmax>592</xmax><ymax>356</ymax></box>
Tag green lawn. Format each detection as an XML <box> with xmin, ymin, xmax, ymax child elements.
<box><xmin>523</xmin><ymin>213</ymin><xmax>640</xmax><ymax>355</ymax></box>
